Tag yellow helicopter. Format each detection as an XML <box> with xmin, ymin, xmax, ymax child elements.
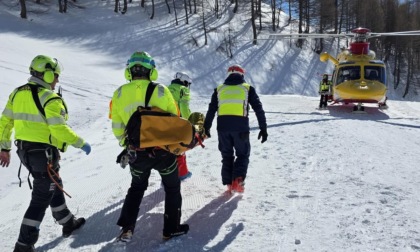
<box><xmin>268</xmin><ymin>27</ymin><xmax>420</xmax><ymax>112</ymax></box>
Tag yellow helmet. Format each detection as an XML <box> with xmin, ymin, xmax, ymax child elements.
<box><xmin>29</xmin><ymin>55</ymin><xmax>61</xmax><ymax>84</ymax></box>
<box><xmin>124</xmin><ymin>51</ymin><xmax>158</xmax><ymax>81</ymax></box>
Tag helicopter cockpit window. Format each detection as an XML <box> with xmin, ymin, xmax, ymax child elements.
<box><xmin>337</xmin><ymin>66</ymin><xmax>361</xmax><ymax>83</ymax></box>
<box><xmin>364</xmin><ymin>66</ymin><xmax>385</xmax><ymax>83</ymax></box>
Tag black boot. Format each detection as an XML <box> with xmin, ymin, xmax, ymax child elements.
<box><xmin>13</xmin><ymin>242</ymin><xmax>36</xmax><ymax>252</ymax></box>
<box><xmin>163</xmin><ymin>208</ymin><xmax>188</xmax><ymax>240</ymax></box>
<box><xmin>162</xmin><ymin>224</ymin><xmax>189</xmax><ymax>240</ymax></box>
<box><xmin>62</xmin><ymin>216</ymin><xmax>86</xmax><ymax>237</ymax></box>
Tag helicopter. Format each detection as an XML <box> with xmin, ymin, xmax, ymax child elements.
<box><xmin>267</xmin><ymin>27</ymin><xmax>420</xmax><ymax>112</ymax></box>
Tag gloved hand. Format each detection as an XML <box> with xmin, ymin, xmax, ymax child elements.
<box><xmin>81</xmin><ymin>142</ymin><xmax>91</xmax><ymax>155</ymax></box>
<box><xmin>205</xmin><ymin>128</ymin><xmax>211</xmax><ymax>138</ymax></box>
<box><xmin>258</xmin><ymin>129</ymin><xmax>268</xmax><ymax>144</ymax></box>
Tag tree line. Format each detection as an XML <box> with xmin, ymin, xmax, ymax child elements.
<box><xmin>14</xmin><ymin>0</ymin><xmax>420</xmax><ymax>97</ymax></box>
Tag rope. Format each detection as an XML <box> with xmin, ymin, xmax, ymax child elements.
<box><xmin>47</xmin><ymin>162</ymin><xmax>72</xmax><ymax>198</ymax></box>
<box><xmin>45</xmin><ymin>149</ymin><xmax>72</xmax><ymax>198</ymax></box>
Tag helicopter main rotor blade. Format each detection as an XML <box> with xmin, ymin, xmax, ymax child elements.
<box><xmin>258</xmin><ymin>30</ymin><xmax>420</xmax><ymax>41</ymax></box>
<box><xmin>370</xmin><ymin>30</ymin><xmax>420</xmax><ymax>36</ymax></box>
<box><xmin>262</xmin><ymin>33</ymin><xmax>350</xmax><ymax>40</ymax></box>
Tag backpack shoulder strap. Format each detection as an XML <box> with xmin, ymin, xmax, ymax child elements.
<box><xmin>28</xmin><ymin>84</ymin><xmax>66</xmax><ymax>117</ymax></box>
<box><xmin>144</xmin><ymin>82</ymin><xmax>157</xmax><ymax>108</ymax></box>
<box><xmin>28</xmin><ymin>84</ymin><xmax>46</xmax><ymax>117</ymax></box>
<box><xmin>12</xmin><ymin>83</ymin><xmax>66</xmax><ymax>119</ymax></box>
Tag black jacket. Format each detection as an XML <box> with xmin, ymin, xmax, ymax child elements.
<box><xmin>204</xmin><ymin>74</ymin><xmax>267</xmax><ymax>132</ymax></box>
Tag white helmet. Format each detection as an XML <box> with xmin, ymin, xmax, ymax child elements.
<box><xmin>174</xmin><ymin>72</ymin><xmax>192</xmax><ymax>86</ymax></box>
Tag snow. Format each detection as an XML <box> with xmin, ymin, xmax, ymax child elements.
<box><xmin>1</xmin><ymin>1</ymin><xmax>420</xmax><ymax>251</ymax></box>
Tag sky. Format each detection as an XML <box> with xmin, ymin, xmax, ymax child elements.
<box><xmin>1</xmin><ymin>1</ymin><xmax>420</xmax><ymax>252</ymax></box>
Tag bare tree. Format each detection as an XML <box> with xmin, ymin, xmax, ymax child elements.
<box><xmin>296</xmin><ymin>0</ymin><xmax>304</xmax><ymax>48</ymax></box>
<box><xmin>214</xmin><ymin>0</ymin><xmax>219</xmax><ymax>18</ymax></box>
<box><xmin>59</xmin><ymin>0</ymin><xmax>68</xmax><ymax>13</ymax></box>
<box><xmin>393</xmin><ymin>50</ymin><xmax>402</xmax><ymax>89</ymax></box>
<box><xmin>202</xmin><ymin>0</ymin><xmax>208</xmax><ymax>45</ymax></box>
<box><xmin>150</xmin><ymin>0</ymin><xmax>155</xmax><ymax>19</ymax></box>
<box><xmin>233</xmin><ymin>0</ymin><xmax>238</xmax><ymax>13</ymax></box>
<box><xmin>114</xmin><ymin>0</ymin><xmax>128</xmax><ymax>14</ymax></box>
<box><xmin>316</xmin><ymin>0</ymin><xmax>335</xmax><ymax>53</ymax></box>
<box><xmin>382</xmin><ymin>0</ymin><xmax>398</xmax><ymax>62</ymax></box>
<box><xmin>404</xmin><ymin>46</ymin><xmax>414</xmax><ymax>97</ymax></box>
<box><xmin>304</xmin><ymin>0</ymin><xmax>310</xmax><ymax>33</ymax></box>
<box><xmin>184</xmin><ymin>0</ymin><xmax>189</xmax><ymax>24</ymax></box>
<box><xmin>218</xmin><ymin>26</ymin><xmax>235</xmax><ymax>58</ymax></box>
<box><xmin>333</xmin><ymin>0</ymin><xmax>338</xmax><ymax>33</ymax></box>
<box><xmin>258</xmin><ymin>0</ymin><xmax>262</xmax><ymax>30</ymax></box>
<box><xmin>188</xmin><ymin>0</ymin><xmax>192</xmax><ymax>14</ymax></box>
<box><xmin>276</xmin><ymin>5</ymin><xmax>282</xmax><ymax>28</ymax></box>
<box><xmin>193</xmin><ymin>0</ymin><xmax>197</xmax><ymax>14</ymax></box>
<box><xmin>251</xmin><ymin>0</ymin><xmax>257</xmax><ymax>45</ymax></box>
<box><xmin>19</xmin><ymin>0</ymin><xmax>27</xmax><ymax>19</ymax></box>
<box><xmin>165</xmin><ymin>0</ymin><xmax>171</xmax><ymax>13</ymax></box>
<box><xmin>271</xmin><ymin>0</ymin><xmax>277</xmax><ymax>31</ymax></box>
<box><xmin>173</xmin><ymin>0</ymin><xmax>178</xmax><ymax>25</ymax></box>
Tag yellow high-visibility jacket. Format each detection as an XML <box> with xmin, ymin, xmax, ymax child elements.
<box><xmin>216</xmin><ymin>83</ymin><xmax>251</xmax><ymax>116</ymax></box>
<box><xmin>319</xmin><ymin>80</ymin><xmax>332</xmax><ymax>92</ymax></box>
<box><xmin>110</xmin><ymin>79</ymin><xmax>179</xmax><ymax>145</ymax></box>
<box><xmin>168</xmin><ymin>81</ymin><xmax>191</xmax><ymax>119</ymax></box>
<box><xmin>0</xmin><ymin>77</ymin><xmax>85</xmax><ymax>152</ymax></box>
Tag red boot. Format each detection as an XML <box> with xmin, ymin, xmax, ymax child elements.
<box><xmin>177</xmin><ymin>154</ymin><xmax>192</xmax><ymax>180</ymax></box>
<box><xmin>231</xmin><ymin>177</ymin><xmax>245</xmax><ymax>193</ymax></box>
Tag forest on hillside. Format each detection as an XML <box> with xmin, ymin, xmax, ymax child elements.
<box><xmin>8</xmin><ymin>0</ymin><xmax>420</xmax><ymax>97</ymax></box>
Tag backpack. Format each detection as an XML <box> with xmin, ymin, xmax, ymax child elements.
<box><xmin>124</xmin><ymin>82</ymin><xmax>199</xmax><ymax>155</ymax></box>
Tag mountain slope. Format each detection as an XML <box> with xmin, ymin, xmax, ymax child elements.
<box><xmin>1</xmin><ymin>1</ymin><xmax>420</xmax><ymax>252</ymax></box>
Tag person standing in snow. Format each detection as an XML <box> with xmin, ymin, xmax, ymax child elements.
<box><xmin>0</xmin><ymin>55</ymin><xmax>90</xmax><ymax>252</ymax></box>
<box><xmin>168</xmin><ymin>72</ymin><xmax>193</xmax><ymax>181</ymax></box>
<box><xmin>110</xmin><ymin>51</ymin><xmax>189</xmax><ymax>242</ymax></box>
<box><xmin>319</xmin><ymin>74</ymin><xmax>331</xmax><ymax>109</ymax></box>
<box><xmin>203</xmin><ymin>64</ymin><xmax>268</xmax><ymax>193</ymax></box>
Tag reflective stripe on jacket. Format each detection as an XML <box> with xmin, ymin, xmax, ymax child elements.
<box><xmin>110</xmin><ymin>79</ymin><xmax>179</xmax><ymax>144</ymax></box>
<box><xmin>0</xmin><ymin>77</ymin><xmax>84</xmax><ymax>152</ymax></box>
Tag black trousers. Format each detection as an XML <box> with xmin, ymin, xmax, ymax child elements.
<box><xmin>319</xmin><ymin>94</ymin><xmax>328</xmax><ymax>108</ymax></box>
<box><xmin>15</xmin><ymin>141</ymin><xmax>73</xmax><ymax>246</ymax></box>
<box><xmin>117</xmin><ymin>148</ymin><xmax>182</xmax><ymax>234</ymax></box>
<box><xmin>217</xmin><ymin>131</ymin><xmax>250</xmax><ymax>185</ymax></box>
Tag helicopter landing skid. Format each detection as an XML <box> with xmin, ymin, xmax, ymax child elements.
<box><xmin>352</xmin><ymin>103</ymin><xmax>366</xmax><ymax>114</ymax></box>
<box><xmin>378</xmin><ymin>103</ymin><xmax>388</xmax><ymax>110</ymax></box>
